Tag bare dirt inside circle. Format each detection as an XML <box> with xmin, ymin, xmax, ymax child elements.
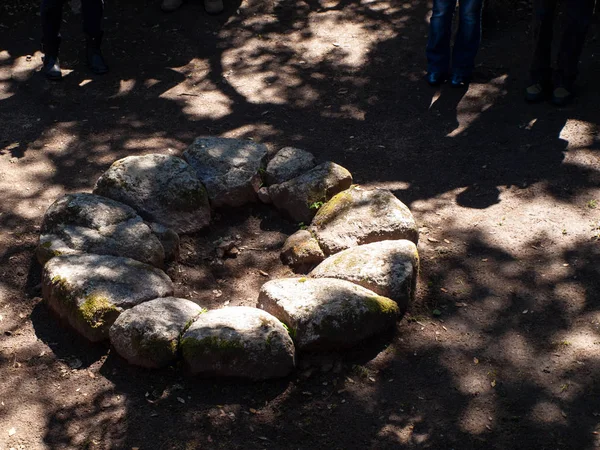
<box><xmin>1</xmin><ymin>0</ymin><xmax>600</xmax><ymax>449</ymax></box>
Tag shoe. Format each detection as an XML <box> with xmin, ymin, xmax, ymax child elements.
<box><xmin>551</xmin><ymin>86</ymin><xmax>573</xmax><ymax>106</ymax></box>
<box><xmin>450</xmin><ymin>73</ymin><xmax>470</xmax><ymax>88</ymax></box>
<box><xmin>525</xmin><ymin>82</ymin><xmax>550</xmax><ymax>102</ymax></box>
<box><xmin>86</xmin><ymin>35</ymin><xmax>109</xmax><ymax>75</ymax></box>
<box><xmin>204</xmin><ymin>0</ymin><xmax>224</xmax><ymax>14</ymax></box>
<box><xmin>426</xmin><ymin>72</ymin><xmax>447</xmax><ymax>86</ymax></box>
<box><xmin>42</xmin><ymin>54</ymin><xmax>62</xmax><ymax>80</ymax></box>
<box><xmin>161</xmin><ymin>0</ymin><xmax>183</xmax><ymax>12</ymax></box>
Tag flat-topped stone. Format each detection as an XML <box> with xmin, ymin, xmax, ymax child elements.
<box><xmin>269</xmin><ymin>162</ymin><xmax>353</xmax><ymax>223</ymax></box>
<box><xmin>94</xmin><ymin>154</ymin><xmax>211</xmax><ymax>234</ymax></box>
<box><xmin>42</xmin><ymin>254</ymin><xmax>174</xmax><ymax>342</ymax></box>
<box><xmin>37</xmin><ymin>193</ymin><xmax>165</xmax><ymax>268</ymax></box>
<box><xmin>183</xmin><ymin>137</ymin><xmax>268</xmax><ymax>208</ymax></box>
<box><xmin>181</xmin><ymin>306</ymin><xmax>295</xmax><ymax>380</ymax></box>
<box><xmin>265</xmin><ymin>147</ymin><xmax>316</xmax><ymax>185</ymax></box>
<box><xmin>310</xmin><ymin>186</ymin><xmax>418</xmax><ymax>255</ymax></box>
<box><xmin>310</xmin><ymin>240</ymin><xmax>419</xmax><ymax>315</ymax></box>
<box><xmin>258</xmin><ymin>278</ymin><xmax>399</xmax><ymax>351</ymax></box>
<box><xmin>110</xmin><ymin>297</ymin><xmax>204</xmax><ymax>368</ymax></box>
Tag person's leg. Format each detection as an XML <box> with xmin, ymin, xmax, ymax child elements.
<box><xmin>529</xmin><ymin>0</ymin><xmax>556</xmax><ymax>85</ymax></box>
<box><xmin>81</xmin><ymin>0</ymin><xmax>108</xmax><ymax>74</ymax></box>
<box><xmin>451</xmin><ymin>0</ymin><xmax>484</xmax><ymax>83</ymax></box>
<box><xmin>554</xmin><ymin>0</ymin><xmax>595</xmax><ymax>91</ymax></box>
<box><xmin>40</xmin><ymin>0</ymin><xmax>65</xmax><ymax>79</ymax></box>
<box><xmin>426</xmin><ymin>0</ymin><xmax>457</xmax><ymax>80</ymax></box>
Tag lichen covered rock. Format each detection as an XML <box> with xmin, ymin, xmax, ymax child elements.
<box><xmin>310</xmin><ymin>186</ymin><xmax>418</xmax><ymax>255</ymax></box>
<box><xmin>269</xmin><ymin>162</ymin><xmax>352</xmax><ymax>223</ymax></box>
<box><xmin>42</xmin><ymin>254</ymin><xmax>174</xmax><ymax>342</ymax></box>
<box><xmin>258</xmin><ymin>278</ymin><xmax>399</xmax><ymax>350</ymax></box>
<box><xmin>181</xmin><ymin>306</ymin><xmax>295</xmax><ymax>380</ymax></box>
<box><xmin>280</xmin><ymin>230</ymin><xmax>325</xmax><ymax>273</ymax></box>
<box><xmin>94</xmin><ymin>154</ymin><xmax>211</xmax><ymax>234</ymax></box>
<box><xmin>310</xmin><ymin>240</ymin><xmax>419</xmax><ymax>314</ymax></box>
<box><xmin>109</xmin><ymin>297</ymin><xmax>204</xmax><ymax>368</ymax></box>
<box><xmin>37</xmin><ymin>193</ymin><xmax>165</xmax><ymax>268</ymax></box>
<box><xmin>183</xmin><ymin>137</ymin><xmax>268</xmax><ymax>208</ymax></box>
<box><xmin>265</xmin><ymin>147</ymin><xmax>316</xmax><ymax>185</ymax></box>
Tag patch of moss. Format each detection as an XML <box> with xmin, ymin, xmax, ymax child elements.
<box><xmin>41</xmin><ymin>241</ymin><xmax>53</xmax><ymax>249</ymax></box>
<box><xmin>79</xmin><ymin>293</ymin><xmax>118</xmax><ymax>328</ymax></box>
<box><xmin>364</xmin><ymin>296</ymin><xmax>399</xmax><ymax>316</ymax></box>
<box><xmin>312</xmin><ymin>189</ymin><xmax>354</xmax><ymax>226</ymax></box>
<box><xmin>182</xmin><ymin>336</ymin><xmax>243</xmax><ymax>358</ymax></box>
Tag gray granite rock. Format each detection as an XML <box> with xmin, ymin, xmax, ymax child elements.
<box><xmin>265</xmin><ymin>147</ymin><xmax>316</xmax><ymax>185</ymax></box>
<box><xmin>181</xmin><ymin>306</ymin><xmax>295</xmax><ymax>380</ymax></box>
<box><xmin>258</xmin><ymin>278</ymin><xmax>399</xmax><ymax>351</ymax></box>
<box><xmin>37</xmin><ymin>193</ymin><xmax>165</xmax><ymax>268</ymax></box>
<box><xmin>183</xmin><ymin>137</ymin><xmax>268</xmax><ymax>208</ymax></box>
<box><xmin>269</xmin><ymin>162</ymin><xmax>353</xmax><ymax>223</ymax></box>
<box><xmin>257</xmin><ymin>186</ymin><xmax>272</xmax><ymax>204</ymax></box>
<box><xmin>42</xmin><ymin>254</ymin><xmax>174</xmax><ymax>342</ymax></box>
<box><xmin>310</xmin><ymin>240</ymin><xmax>419</xmax><ymax>314</ymax></box>
<box><xmin>280</xmin><ymin>230</ymin><xmax>325</xmax><ymax>273</ymax></box>
<box><xmin>149</xmin><ymin>222</ymin><xmax>180</xmax><ymax>262</ymax></box>
<box><xmin>109</xmin><ymin>297</ymin><xmax>203</xmax><ymax>368</ymax></box>
<box><xmin>94</xmin><ymin>154</ymin><xmax>211</xmax><ymax>234</ymax></box>
<box><xmin>309</xmin><ymin>186</ymin><xmax>418</xmax><ymax>255</ymax></box>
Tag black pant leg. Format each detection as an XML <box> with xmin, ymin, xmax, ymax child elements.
<box><xmin>81</xmin><ymin>0</ymin><xmax>104</xmax><ymax>38</ymax></box>
<box><xmin>41</xmin><ymin>0</ymin><xmax>66</xmax><ymax>52</ymax></box>
<box><xmin>530</xmin><ymin>0</ymin><xmax>557</xmax><ymax>83</ymax></box>
<box><xmin>555</xmin><ymin>0</ymin><xmax>595</xmax><ymax>87</ymax></box>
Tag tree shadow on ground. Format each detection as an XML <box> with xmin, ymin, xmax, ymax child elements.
<box><xmin>1</xmin><ymin>0</ymin><xmax>600</xmax><ymax>448</ymax></box>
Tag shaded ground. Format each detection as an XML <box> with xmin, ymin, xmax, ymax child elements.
<box><xmin>1</xmin><ymin>0</ymin><xmax>600</xmax><ymax>448</ymax></box>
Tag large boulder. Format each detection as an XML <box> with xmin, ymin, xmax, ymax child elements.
<box><xmin>37</xmin><ymin>193</ymin><xmax>165</xmax><ymax>268</ymax></box>
<box><xmin>269</xmin><ymin>162</ymin><xmax>353</xmax><ymax>223</ymax></box>
<box><xmin>280</xmin><ymin>229</ymin><xmax>325</xmax><ymax>273</ymax></box>
<box><xmin>310</xmin><ymin>240</ymin><xmax>419</xmax><ymax>314</ymax></box>
<box><xmin>181</xmin><ymin>306</ymin><xmax>295</xmax><ymax>380</ymax></box>
<box><xmin>94</xmin><ymin>154</ymin><xmax>211</xmax><ymax>234</ymax></box>
<box><xmin>109</xmin><ymin>297</ymin><xmax>204</xmax><ymax>368</ymax></box>
<box><xmin>42</xmin><ymin>254</ymin><xmax>174</xmax><ymax>342</ymax></box>
<box><xmin>309</xmin><ymin>186</ymin><xmax>418</xmax><ymax>255</ymax></box>
<box><xmin>265</xmin><ymin>147</ymin><xmax>316</xmax><ymax>185</ymax></box>
<box><xmin>183</xmin><ymin>137</ymin><xmax>268</xmax><ymax>208</ymax></box>
<box><xmin>258</xmin><ymin>278</ymin><xmax>399</xmax><ymax>351</ymax></box>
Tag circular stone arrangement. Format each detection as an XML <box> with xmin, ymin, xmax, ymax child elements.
<box><xmin>38</xmin><ymin>137</ymin><xmax>420</xmax><ymax>380</ymax></box>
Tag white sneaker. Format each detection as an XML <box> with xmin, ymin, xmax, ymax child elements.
<box><xmin>204</xmin><ymin>0</ymin><xmax>223</xmax><ymax>14</ymax></box>
<box><xmin>161</xmin><ymin>0</ymin><xmax>183</xmax><ymax>12</ymax></box>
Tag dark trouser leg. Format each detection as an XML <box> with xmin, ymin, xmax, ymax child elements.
<box><xmin>555</xmin><ymin>0</ymin><xmax>595</xmax><ymax>88</ymax></box>
<box><xmin>41</xmin><ymin>0</ymin><xmax>65</xmax><ymax>54</ymax></box>
<box><xmin>81</xmin><ymin>0</ymin><xmax>104</xmax><ymax>38</ymax></box>
<box><xmin>426</xmin><ymin>0</ymin><xmax>457</xmax><ymax>74</ymax></box>
<box><xmin>530</xmin><ymin>0</ymin><xmax>556</xmax><ymax>84</ymax></box>
<box><xmin>452</xmin><ymin>0</ymin><xmax>484</xmax><ymax>76</ymax></box>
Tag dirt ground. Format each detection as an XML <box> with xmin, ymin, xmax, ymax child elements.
<box><xmin>1</xmin><ymin>0</ymin><xmax>600</xmax><ymax>448</ymax></box>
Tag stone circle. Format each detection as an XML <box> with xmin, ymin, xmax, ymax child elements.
<box><xmin>37</xmin><ymin>138</ymin><xmax>420</xmax><ymax>380</ymax></box>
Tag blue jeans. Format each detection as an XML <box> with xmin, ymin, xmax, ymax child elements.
<box><xmin>426</xmin><ymin>0</ymin><xmax>484</xmax><ymax>76</ymax></box>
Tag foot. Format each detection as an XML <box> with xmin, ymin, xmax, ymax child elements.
<box><xmin>86</xmin><ymin>47</ymin><xmax>109</xmax><ymax>75</ymax></box>
<box><xmin>425</xmin><ymin>72</ymin><xmax>447</xmax><ymax>87</ymax></box>
<box><xmin>525</xmin><ymin>82</ymin><xmax>550</xmax><ymax>102</ymax></box>
<box><xmin>551</xmin><ymin>86</ymin><xmax>573</xmax><ymax>106</ymax></box>
<box><xmin>161</xmin><ymin>0</ymin><xmax>183</xmax><ymax>11</ymax></box>
<box><xmin>42</xmin><ymin>55</ymin><xmax>62</xmax><ymax>81</ymax></box>
<box><xmin>204</xmin><ymin>0</ymin><xmax>224</xmax><ymax>14</ymax></box>
<box><xmin>450</xmin><ymin>73</ymin><xmax>470</xmax><ymax>88</ymax></box>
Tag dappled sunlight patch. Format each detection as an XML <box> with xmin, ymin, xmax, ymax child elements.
<box><xmin>377</xmin><ymin>415</ymin><xmax>429</xmax><ymax>445</ymax></box>
<box><xmin>559</xmin><ymin>119</ymin><xmax>597</xmax><ymax>150</ymax></box>
<box><xmin>459</xmin><ymin>398</ymin><xmax>495</xmax><ymax>434</ymax></box>
<box><xmin>530</xmin><ymin>401</ymin><xmax>567</xmax><ymax>425</ymax></box>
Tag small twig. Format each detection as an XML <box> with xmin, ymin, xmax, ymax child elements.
<box><xmin>178</xmin><ymin>92</ymin><xmax>200</xmax><ymax>97</ymax></box>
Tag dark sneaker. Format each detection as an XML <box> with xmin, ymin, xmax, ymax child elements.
<box><xmin>425</xmin><ymin>72</ymin><xmax>447</xmax><ymax>86</ymax></box>
<box><xmin>525</xmin><ymin>82</ymin><xmax>550</xmax><ymax>102</ymax></box>
<box><xmin>450</xmin><ymin>73</ymin><xmax>470</xmax><ymax>88</ymax></box>
<box><xmin>551</xmin><ymin>86</ymin><xmax>573</xmax><ymax>106</ymax></box>
<box><xmin>42</xmin><ymin>55</ymin><xmax>62</xmax><ymax>80</ymax></box>
<box><xmin>86</xmin><ymin>39</ymin><xmax>109</xmax><ymax>75</ymax></box>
